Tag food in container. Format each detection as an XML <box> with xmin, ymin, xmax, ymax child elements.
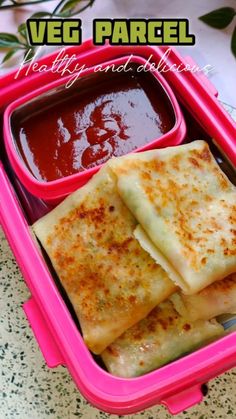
<box><xmin>101</xmin><ymin>273</ymin><xmax>236</xmax><ymax>378</ymax></box>
<box><xmin>32</xmin><ymin>140</ymin><xmax>236</xmax><ymax>376</ymax></box>
<box><xmin>109</xmin><ymin>141</ymin><xmax>236</xmax><ymax>294</ymax></box>
<box><xmin>32</xmin><ymin>165</ymin><xmax>176</xmax><ymax>354</ymax></box>
<box><xmin>101</xmin><ymin>300</ymin><xmax>223</xmax><ymax>378</ymax></box>
<box><xmin>1</xmin><ymin>43</ymin><xmax>236</xmax><ymax>414</ymax></box>
<box><xmin>4</xmin><ymin>56</ymin><xmax>185</xmax><ymax>201</ymax></box>
<box><xmin>12</xmin><ymin>67</ymin><xmax>175</xmax><ymax>181</ymax></box>
<box><xmin>170</xmin><ymin>273</ymin><xmax>236</xmax><ymax>321</ymax></box>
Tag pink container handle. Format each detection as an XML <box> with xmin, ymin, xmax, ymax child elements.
<box><xmin>0</xmin><ymin>162</ymin><xmax>64</xmax><ymax>369</ymax></box>
<box><xmin>183</xmin><ymin>55</ymin><xmax>218</xmax><ymax>97</ymax></box>
<box><xmin>23</xmin><ymin>297</ymin><xmax>64</xmax><ymax>368</ymax></box>
<box><xmin>161</xmin><ymin>385</ymin><xmax>203</xmax><ymax>415</ymax></box>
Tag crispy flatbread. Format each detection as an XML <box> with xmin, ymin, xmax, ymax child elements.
<box><xmin>101</xmin><ymin>300</ymin><xmax>223</xmax><ymax>377</ymax></box>
<box><xmin>33</xmin><ymin>166</ymin><xmax>176</xmax><ymax>354</ymax></box>
<box><xmin>109</xmin><ymin>140</ymin><xmax>236</xmax><ymax>294</ymax></box>
<box><xmin>170</xmin><ymin>273</ymin><xmax>236</xmax><ymax>321</ymax></box>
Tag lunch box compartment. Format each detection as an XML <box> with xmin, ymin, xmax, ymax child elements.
<box><xmin>4</xmin><ymin>55</ymin><xmax>185</xmax><ymax>202</ymax></box>
<box><xmin>0</xmin><ymin>44</ymin><xmax>236</xmax><ymax>415</ymax></box>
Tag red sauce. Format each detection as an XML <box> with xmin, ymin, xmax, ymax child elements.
<box><xmin>12</xmin><ymin>65</ymin><xmax>175</xmax><ymax>182</ymax></box>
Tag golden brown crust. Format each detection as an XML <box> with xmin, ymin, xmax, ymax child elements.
<box><xmin>109</xmin><ymin>141</ymin><xmax>236</xmax><ymax>292</ymax></box>
<box><xmin>33</xmin><ymin>166</ymin><xmax>175</xmax><ymax>353</ymax></box>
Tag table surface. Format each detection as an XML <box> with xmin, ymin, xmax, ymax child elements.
<box><xmin>0</xmin><ymin>1</ymin><xmax>236</xmax><ymax>417</ymax></box>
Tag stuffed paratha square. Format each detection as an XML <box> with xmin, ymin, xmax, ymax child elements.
<box><xmin>109</xmin><ymin>140</ymin><xmax>236</xmax><ymax>294</ymax></box>
<box><xmin>33</xmin><ymin>166</ymin><xmax>176</xmax><ymax>354</ymax></box>
<box><xmin>101</xmin><ymin>300</ymin><xmax>224</xmax><ymax>378</ymax></box>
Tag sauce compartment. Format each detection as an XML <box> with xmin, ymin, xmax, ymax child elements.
<box><xmin>4</xmin><ymin>56</ymin><xmax>185</xmax><ymax>201</ymax></box>
<box><xmin>12</xmin><ymin>65</ymin><xmax>175</xmax><ymax>182</ymax></box>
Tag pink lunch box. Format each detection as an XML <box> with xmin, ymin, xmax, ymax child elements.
<box><xmin>0</xmin><ymin>43</ymin><xmax>236</xmax><ymax>416</ymax></box>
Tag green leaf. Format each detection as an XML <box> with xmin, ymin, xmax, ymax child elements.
<box><xmin>199</xmin><ymin>7</ymin><xmax>236</xmax><ymax>29</ymax></box>
<box><xmin>18</xmin><ymin>22</ymin><xmax>28</xmax><ymax>41</ymax></box>
<box><xmin>60</xmin><ymin>0</ymin><xmax>82</xmax><ymax>13</ymax></box>
<box><xmin>57</xmin><ymin>0</ymin><xmax>82</xmax><ymax>16</ymax></box>
<box><xmin>231</xmin><ymin>26</ymin><xmax>236</xmax><ymax>58</ymax></box>
<box><xmin>0</xmin><ymin>32</ymin><xmax>21</xmax><ymax>48</ymax></box>
<box><xmin>29</xmin><ymin>11</ymin><xmax>51</xmax><ymax>18</ymax></box>
<box><xmin>55</xmin><ymin>0</ymin><xmax>95</xmax><ymax>17</ymax></box>
<box><xmin>2</xmin><ymin>48</ymin><xmax>18</xmax><ymax>63</ymax></box>
<box><xmin>18</xmin><ymin>23</ymin><xmax>27</xmax><ymax>34</ymax></box>
<box><xmin>24</xmin><ymin>48</ymin><xmax>35</xmax><ymax>61</ymax></box>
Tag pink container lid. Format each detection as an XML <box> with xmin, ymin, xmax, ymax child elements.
<box><xmin>4</xmin><ymin>54</ymin><xmax>186</xmax><ymax>201</ymax></box>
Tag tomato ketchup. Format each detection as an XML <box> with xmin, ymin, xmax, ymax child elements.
<box><xmin>12</xmin><ymin>66</ymin><xmax>175</xmax><ymax>182</ymax></box>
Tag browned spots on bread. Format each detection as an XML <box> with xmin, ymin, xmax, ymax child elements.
<box><xmin>183</xmin><ymin>323</ymin><xmax>191</xmax><ymax>331</ymax></box>
<box><xmin>189</xmin><ymin>157</ymin><xmax>201</xmax><ymax>168</ymax></box>
<box><xmin>107</xmin><ymin>345</ymin><xmax>119</xmax><ymax>357</ymax></box>
<box><xmin>201</xmin><ymin>257</ymin><xmax>207</xmax><ymax>265</ymax></box>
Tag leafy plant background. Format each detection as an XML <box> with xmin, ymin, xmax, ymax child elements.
<box><xmin>199</xmin><ymin>7</ymin><xmax>236</xmax><ymax>57</ymax></box>
<box><xmin>0</xmin><ymin>0</ymin><xmax>95</xmax><ymax>63</ymax></box>
<box><xmin>0</xmin><ymin>3</ymin><xmax>235</xmax><ymax>64</ymax></box>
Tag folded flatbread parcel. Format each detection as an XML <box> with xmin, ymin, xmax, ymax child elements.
<box><xmin>33</xmin><ymin>166</ymin><xmax>176</xmax><ymax>354</ymax></box>
<box><xmin>102</xmin><ymin>273</ymin><xmax>235</xmax><ymax>378</ymax></box>
<box><xmin>101</xmin><ymin>300</ymin><xmax>223</xmax><ymax>377</ymax></box>
<box><xmin>170</xmin><ymin>272</ymin><xmax>236</xmax><ymax>321</ymax></box>
<box><xmin>33</xmin><ymin>140</ymin><xmax>235</xmax><ymax>363</ymax></box>
<box><xmin>109</xmin><ymin>141</ymin><xmax>236</xmax><ymax>294</ymax></box>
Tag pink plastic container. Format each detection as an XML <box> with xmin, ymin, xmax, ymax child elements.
<box><xmin>4</xmin><ymin>55</ymin><xmax>185</xmax><ymax>201</ymax></box>
<box><xmin>0</xmin><ymin>44</ymin><xmax>236</xmax><ymax>415</ymax></box>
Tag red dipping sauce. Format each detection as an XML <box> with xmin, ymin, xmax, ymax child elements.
<box><xmin>12</xmin><ymin>64</ymin><xmax>175</xmax><ymax>182</ymax></box>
